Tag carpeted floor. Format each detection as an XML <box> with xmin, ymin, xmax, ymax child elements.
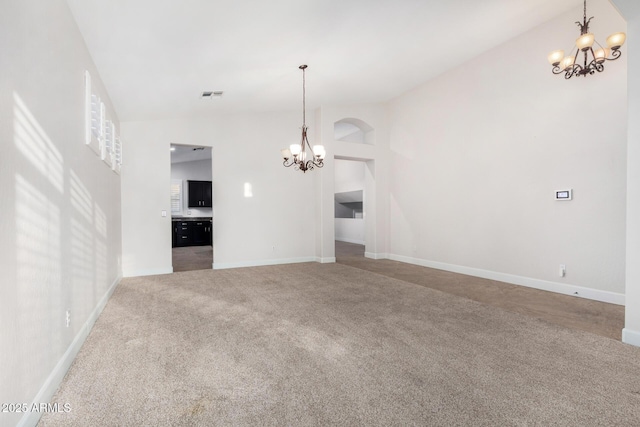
<box><xmin>335</xmin><ymin>242</ymin><xmax>624</xmax><ymax>341</ymax></box>
<box><xmin>40</xmin><ymin>262</ymin><xmax>640</xmax><ymax>426</ymax></box>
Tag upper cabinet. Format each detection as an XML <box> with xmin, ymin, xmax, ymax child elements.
<box><xmin>188</xmin><ymin>180</ymin><xmax>212</xmax><ymax>208</ymax></box>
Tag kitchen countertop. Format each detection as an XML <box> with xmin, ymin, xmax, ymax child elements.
<box><xmin>171</xmin><ymin>217</ymin><xmax>212</xmax><ymax>221</ymax></box>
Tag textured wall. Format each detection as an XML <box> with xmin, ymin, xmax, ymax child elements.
<box><xmin>0</xmin><ymin>1</ymin><xmax>122</xmax><ymax>425</ymax></box>
<box><xmin>387</xmin><ymin>0</ymin><xmax>627</xmax><ymax>299</ymax></box>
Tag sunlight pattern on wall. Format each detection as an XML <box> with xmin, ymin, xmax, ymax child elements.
<box><xmin>70</xmin><ymin>217</ymin><xmax>94</xmax><ymax>320</ymax></box>
<box><xmin>95</xmin><ymin>239</ymin><xmax>108</xmax><ymax>302</ymax></box>
<box><xmin>94</xmin><ymin>203</ymin><xmax>107</xmax><ymax>239</ymax></box>
<box><xmin>13</xmin><ymin>92</ymin><xmax>64</xmax><ymax>193</ymax></box>
<box><xmin>15</xmin><ymin>174</ymin><xmax>62</xmax><ymax>376</ymax></box>
<box><xmin>70</xmin><ymin>170</ymin><xmax>93</xmax><ymax>225</ymax></box>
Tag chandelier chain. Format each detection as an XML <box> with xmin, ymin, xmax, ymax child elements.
<box><xmin>302</xmin><ymin>66</ymin><xmax>306</xmax><ymax>127</ymax></box>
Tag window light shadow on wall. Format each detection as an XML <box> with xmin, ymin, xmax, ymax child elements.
<box><xmin>12</xmin><ymin>90</ymin><xmax>110</xmax><ymax>365</ymax></box>
<box><xmin>13</xmin><ymin>92</ymin><xmax>64</xmax><ymax>193</ymax></box>
<box><xmin>14</xmin><ymin>92</ymin><xmax>66</xmax><ymax>380</ymax></box>
<box><xmin>70</xmin><ymin>170</ymin><xmax>93</xmax><ymax>224</ymax></box>
<box><xmin>334</xmin><ymin>118</ymin><xmax>375</xmax><ymax>145</ymax></box>
<box><xmin>94</xmin><ymin>203</ymin><xmax>107</xmax><ymax>239</ymax></box>
<box><xmin>15</xmin><ymin>173</ymin><xmax>62</xmax><ymax>370</ymax></box>
<box><xmin>71</xmin><ymin>216</ymin><xmax>94</xmax><ymax>310</ymax></box>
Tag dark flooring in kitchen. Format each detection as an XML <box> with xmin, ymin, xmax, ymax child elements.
<box><xmin>172</xmin><ymin>245</ymin><xmax>213</xmax><ymax>272</ymax></box>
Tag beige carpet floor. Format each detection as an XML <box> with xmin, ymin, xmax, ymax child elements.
<box><xmin>40</xmin><ymin>263</ymin><xmax>640</xmax><ymax>426</ymax></box>
<box><xmin>335</xmin><ymin>242</ymin><xmax>624</xmax><ymax>341</ymax></box>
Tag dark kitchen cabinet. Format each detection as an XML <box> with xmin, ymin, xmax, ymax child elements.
<box><xmin>173</xmin><ymin>221</ymin><xmax>192</xmax><ymax>247</ymax></box>
<box><xmin>188</xmin><ymin>180</ymin><xmax>212</xmax><ymax>208</ymax></box>
<box><xmin>191</xmin><ymin>221</ymin><xmax>211</xmax><ymax>245</ymax></box>
<box><xmin>172</xmin><ymin>219</ymin><xmax>212</xmax><ymax>247</ymax></box>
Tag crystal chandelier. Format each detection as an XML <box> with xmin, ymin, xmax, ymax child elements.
<box><xmin>281</xmin><ymin>65</ymin><xmax>325</xmax><ymax>172</ymax></box>
<box><xmin>547</xmin><ymin>0</ymin><xmax>625</xmax><ymax>79</ymax></box>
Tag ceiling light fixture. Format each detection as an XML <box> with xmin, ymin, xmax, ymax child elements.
<box><xmin>548</xmin><ymin>0</ymin><xmax>625</xmax><ymax>79</ymax></box>
<box><xmin>281</xmin><ymin>65</ymin><xmax>325</xmax><ymax>173</ymax></box>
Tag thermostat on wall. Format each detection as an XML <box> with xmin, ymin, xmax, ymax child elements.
<box><xmin>555</xmin><ymin>189</ymin><xmax>572</xmax><ymax>201</ymax></box>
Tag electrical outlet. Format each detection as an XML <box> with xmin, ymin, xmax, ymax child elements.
<box><xmin>559</xmin><ymin>264</ymin><xmax>566</xmax><ymax>277</ymax></box>
<box><xmin>65</xmin><ymin>310</ymin><xmax>71</xmax><ymax>327</ymax></box>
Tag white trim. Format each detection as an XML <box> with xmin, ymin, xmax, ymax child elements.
<box><xmin>365</xmin><ymin>252</ymin><xmax>389</xmax><ymax>260</ymax></box>
<box><xmin>622</xmin><ymin>328</ymin><xmax>640</xmax><ymax>347</ymax></box>
<box><xmin>388</xmin><ymin>254</ymin><xmax>625</xmax><ymax>306</ymax></box>
<box><xmin>213</xmin><ymin>256</ymin><xmax>317</xmax><ymax>270</ymax></box>
<box><xmin>335</xmin><ymin>237</ymin><xmax>365</xmax><ymax>245</ymax></box>
<box><xmin>318</xmin><ymin>257</ymin><xmax>336</xmax><ymax>264</ymax></box>
<box><xmin>17</xmin><ymin>276</ymin><xmax>121</xmax><ymax>427</ymax></box>
<box><xmin>123</xmin><ymin>267</ymin><xmax>173</xmax><ymax>277</ymax></box>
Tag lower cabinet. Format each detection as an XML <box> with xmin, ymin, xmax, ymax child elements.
<box><xmin>172</xmin><ymin>219</ymin><xmax>212</xmax><ymax>247</ymax></box>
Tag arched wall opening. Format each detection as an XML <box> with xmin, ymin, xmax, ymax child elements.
<box><xmin>334</xmin><ymin>118</ymin><xmax>375</xmax><ymax>145</ymax></box>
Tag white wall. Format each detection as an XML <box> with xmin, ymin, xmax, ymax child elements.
<box><xmin>335</xmin><ymin>159</ymin><xmax>365</xmax><ymax>193</ymax></box>
<box><xmin>386</xmin><ymin>0</ymin><xmax>627</xmax><ymax>304</ymax></box>
<box><xmin>171</xmin><ymin>158</ymin><xmax>213</xmax><ymax>217</ymax></box>
<box><xmin>335</xmin><ymin>218</ymin><xmax>365</xmax><ymax>245</ymax></box>
<box><xmin>121</xmin><ymin>112</ymin><xmax>317</xmax><ymax>274</ymax></box>
<box><xmin>0</xmin><ymin>1</ymin><xmax>122</xmax><ymax>426</ymax></box>
<box><xmin>612</xmin><ymin>0</ymin><xmax>640</xmax><ymax>346</ymax></box>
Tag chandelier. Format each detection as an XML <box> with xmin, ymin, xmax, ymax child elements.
<box><xmin>281</xmin><ymin>65</ymin><xmax>325</xmax><ymax>172</ymax></box>
<box><xmin>547</xmin><ymin>0</ymin><xmax>625</xmax><ymax>79</ymax></box>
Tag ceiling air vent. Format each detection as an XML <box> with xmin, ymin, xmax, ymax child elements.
<box><xmin>201</xmin><ymin>91</ymin><xmax>223</xmax><ymax>99</ymax></box>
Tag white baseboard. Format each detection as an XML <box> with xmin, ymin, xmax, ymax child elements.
<box><xmin>365</xmin><ymin>252</ymin><xmax>389</xmax><ymax>260</ymax></box>
<box><xmin>18</xmin><ymin>275</ymin><xmax>121</xmax><ymax>427</ymax></box>
<box><xmin>318</xmin><ymin>257</ymin><xmax>336</xmax><ymax>264</ymax></box>
<box><xmin>388</xmin><ymin>254</ymin><xmax>625</xmax><ymax>306</ymax></box>
<box><xmin>336</xmin><ymin>237</ymin><xmax>365</xmax><ymax>245</ymax></box>
<box><xmin>213</xmin><ymin>256</ymin><xmax>317</xmax><ymax>270</ymax></box>
<box><xmin>622</xmin><ymin>328</ymin><xmax>640</xmax><ymax>347</ymax></box>
<box><xmin>123</xmin><ymin>267</ymin><xmax>173</xmax><ymax>277</ymax></box>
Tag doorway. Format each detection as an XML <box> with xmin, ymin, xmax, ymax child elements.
<box><xmin>170</xmin><ymin>144</ymin><xmax>213</xmax><ymax>272</ymax></box>
<box><xmin>334</xmin><ymin>158</ymin><xmax>367</xmax><ymax>260</ymax></box>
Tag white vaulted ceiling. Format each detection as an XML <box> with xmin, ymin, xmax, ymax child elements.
<box><xmin>65</xmin><ymin>0</ymin><xmax>582</xmax><ymax>121</ymax></box>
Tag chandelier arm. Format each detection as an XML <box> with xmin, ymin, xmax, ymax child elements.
<box><xmin>552</xmin><ymin>65</ymin><xmax>564</xmax><ymax>75</ymax></box>
<box><xmin>608</xmin><ymin>49</ymin><xmax>622</xmax><ymax>60</ymax></box>
<box><xmin>592</xmin><ymin>61</ymin><xmax>605</xmax><ymax>73</ymax></box>
<box><xmin>565</xmin><ymin>64</ymin><xmax>581</xmax><ymax>79</ymax></box>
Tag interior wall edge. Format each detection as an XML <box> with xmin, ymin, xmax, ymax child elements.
<box><xmin>122</xmin><ymin>267</ymin><xmax>174</xmax><ymax>278</ymax></box>
<box><xmin>622</xmin><ymin>328</ymin><xmax>640</xmax><ymax>347</ymax></box>
<box><xmin>213</xmin><ymin>256</ymin><xmax>319</xmax><ymax>270</ymax></box>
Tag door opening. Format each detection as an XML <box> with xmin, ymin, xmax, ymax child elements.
<box><xmin>170</xmin><ymin>144</ymin><xmax>213</xmax><ymax>272</ymax></box>
<box><xmin>334</xmin><ymin>158</ymin><xmax>368</xmax><ymax>259</ymax></box>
